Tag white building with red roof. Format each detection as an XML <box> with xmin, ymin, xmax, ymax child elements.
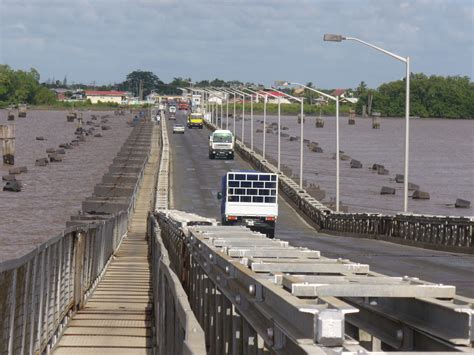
<box><xmin>257</xmin><ymin>90</ymin><xmax>291</xmax><ymax>104</ymax></box>
<box><xmin>84</xmin><ymin>90</ymin><xmax>130</xmax><ymax>104</ymax></box>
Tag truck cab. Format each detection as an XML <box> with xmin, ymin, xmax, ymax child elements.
<box><xmin>218</xmin><ymin>171</ymin><xmax>278</xmax><ymax>238</ymax></box>
<box><xmin>187</xmin><ymin>113</ymin><xmax>204</xmax><ymax>129</ymax></box>
<box><xmin>168</xmin><ymin>105</ymin><xmax>177</xmax><ymax>119</ymax></box>
<box><xmin>209</xmin><ymin>130</ymin><xmax>234</xmax><ymax>159</ymax></box>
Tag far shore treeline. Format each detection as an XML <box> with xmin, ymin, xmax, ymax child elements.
<box><xmin>0</xmin><ymin>65</ymin><xmax>472</xmax><ymax>118</ymax></box>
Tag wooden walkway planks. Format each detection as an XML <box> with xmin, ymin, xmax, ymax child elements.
<box><xmin>54</xmin><ymin>124</ymin><xmax>160</xmax><ymax>355</ymax></box>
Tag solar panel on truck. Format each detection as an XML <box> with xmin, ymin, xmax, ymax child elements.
<box><xmin>227</xmin><ymin>173</ymin><xmax>277</xmax><ymax>203</ymax></box>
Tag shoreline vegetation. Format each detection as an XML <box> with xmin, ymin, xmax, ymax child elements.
<box><xmin>1</xmin><ymin>65</ymin><xmax>472</xmax><ymax>119</ymax></box>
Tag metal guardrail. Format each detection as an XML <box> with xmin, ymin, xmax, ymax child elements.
<box><xmin>155</xmin><ymin>209</ymin><xmax>474</xmax><ymax>354</ymax></box>
<box><xmin>203</xmin><ymin>119</ymin><xmax>474</xmax><ymax>254</ymax></box>
<box><xmin>149</xmin><ymin>112</ymin><xmax>207</xmax><ymax>355</ymax></box>
<box><xmin>156</xmin><ymin>112</ymin><xmax>169</xmax><ymax>210</ymax></box>
<box><xmin>148</xmin><ymin>215</ymin><xmax>207</xmax><ymax>354</ymax></box>
<box><xmin>0</xmin><ymin>122</ymin><xmax>153</xmax><ymax>355</ymax></box>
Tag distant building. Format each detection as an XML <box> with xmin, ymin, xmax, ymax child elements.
<box><xmin>340</xmin><ymin>97</ymin><xmax>358</xmax><ymax>104</ymax></box>
<box><xmin>50</xmin><ymin>88</ymin><xmax>69</xmax><ymax>101</ymax></box>
<box><xmin>84</xmin><ymin>90</ymin><xmax>129</xmax><ymax>104</ymax></box>
<box><xmin>208</xmin><ymin>94</ymin><xmax>224</xmax><ymax>105</ymax></box>
<box><xmin>331</xmin><ymin>89</ymin><xmax>346</xmax><ymax>97</ymax></box>
<box><xmin>257</xmin><ymin>91</ymin><xmax>291</xmax><ymax>104</ymax></box>
<box><xmin>146</xmin><ymin>92</ymin><xmax>160</xmax><ymax>103</ymax></box>
<box><xmin>331</xmin><ymin>89</ymin><xmax>358</xmax><ymax>104</ymax></box>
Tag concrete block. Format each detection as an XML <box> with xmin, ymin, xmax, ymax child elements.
<box><xmin>49</xmin><ymin>153</ymin><xmax>63</xmax><ymax>162</ymax></box>
<box><xmin>377</xmin><ymin>167</ymin><xmax>389</xmax><ymax>175</ymax></box>
<box><xmin>3</xmin><ymin>180</ymin><xmax>22</xmax><ymax>192</ymax></box>
<box><xmin>350</xmin><ymin>159</ymin><xmax>362</xmax><ymax>168</ymax></box>
<box><xmin>315</xmin><ymin>310</ymin><xmax>344</xmax><ymax>346</ymax></box>
<box><xmin>35</xmin><ymin>157</ymin><xmax>49</xmax><ymax>166</ymax></box>
<box><xmin>412</xmin><ymin>190</ymin><xmax>430</xmax><ymax>199</ymax></box>
<box><xmin>381</xmin><ymin>186</ymin><xmax>396</xmax><ymax>195</ymax></box>
<box><xmin>8</xmin><ymin>167</ymin><xmax>22</xmax><ymax>175</ymax></box>
<box><xmin>455</xmin><ymin>199</ymin><xmax>470</xmax><ymax>208</ymax></box>
<box><xmin>395</xmin><ymin>174</ymin><xmax>404</xmax><ymax>183</ymax></box>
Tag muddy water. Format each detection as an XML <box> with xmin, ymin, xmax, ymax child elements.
<box><xmin>0</xmin><ymin>110</ymin><xmax>133</xmax><ymax>262</ymax></box>
<box><xmin>226</xmin><ymin>114</ymin><xmax>474</xmax><ymax>217</ymax></box>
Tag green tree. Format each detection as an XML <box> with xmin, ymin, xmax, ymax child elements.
<box><xmin>170</xmin><ymin>77</ymin><xmax>192</xmax><ymax>88</ymax></box>
<box><xmin>34</xmin><ymin>86</ymin><xmax>56</xmax><ymax>104</ymax></box>
<box><xmin>209</xmin><ymin>78</ymin><xmax>226</xmax><ymax>87</ymax></box>
<box><xmin>119</xmin><ymin>70</ymin><xmax>162</xmax><ymax>98</ymax></box>
<box><xmin>0</xmin><ymin>65</ymin><xmax>44</xmax><ymax>105</ymax></box>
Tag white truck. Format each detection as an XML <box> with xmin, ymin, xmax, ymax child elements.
<box><xmin>209</xmin><ymin>129</ymin><xmax>234</xmax><ymax>159</ymax></box>
<box><xmin>217</xmin><ymin>171</ymin><xmax>278</xmax><ymax>238</ymax></box>
<box><xmin>168</xmin><ymin>105</ymin><xmax>177</xmax><ymax>119</ymax></box>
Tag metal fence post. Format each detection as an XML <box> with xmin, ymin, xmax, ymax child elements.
<box><xmin>73</xmin><ymin>231</ymin><xmax>86</xmax><ymax>310</ymax></box>
<box><xmin>7</xmin><ymin>268</ymin><xmax>18</xmax><ymax>355</ymax></box>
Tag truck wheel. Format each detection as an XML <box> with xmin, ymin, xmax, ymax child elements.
<box><xmin>228</xmin><ymin>154</ymin><xmax>234</xmax><ymax>160</ymax></box>
<box><xmin>209</xmin><ymin>153</ymin><xmax>214</xmax><ymax>159</ymax></box>
<box><xmin>266</xmin><ymin>230</ymin><xmax>275</xmax><ymax>239</ymax></box>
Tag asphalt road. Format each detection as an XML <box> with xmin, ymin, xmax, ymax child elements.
<box><xmin>167</xmin><ymin>111</ymin><xmax>474</xmax><ymax>297</ymax></box>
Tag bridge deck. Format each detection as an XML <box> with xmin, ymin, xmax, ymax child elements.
<box><xmin>53</xmin><ymin>125</ymin><xmax>159</xmax><ymax>354</ymax></box>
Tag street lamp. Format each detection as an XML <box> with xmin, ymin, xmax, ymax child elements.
<box><xmin>221</xmin><ymin>88</ymin><xmax>238</xmax><ymax>135</ymax></box>
<box><xmin>201</xmin><ymin>88</ymin><xmax>215</xmax><ymax>124</ymax></box>
<box><xmin>252</xmin><ymin>89</ymin><xmax>281</xmax><ymax>165</ymax></box>
<box><xmin>226</xmin><ymin>88</ymin><xmax>252</xmax><ymax>146</ymax></box>
<box><xmin>324</xmin><ymin>33</ymin><xmax>411</xmax><ymax>212</ymax></box>
<box><xmin>205</xmin><ymin>88</ymin><xmax>226</xmax><ymax>126</ymax></box>
<box><xmin>278</xmin><ymin>81</ymin><xmax>341</xmax><ymax>212</ymax></box>
<box><xmin>212</xmin><ymin>88</ymin><xmax>226</xmax><ymax>129</ymax></box>
<box><xmin>220</xmin><ymin>88</ymin><xmax>237</xmax><ymax>134</ymax></box>
<box><xmin>270</xmin><ymin>87</ymin><xmax>305</xmax><ymax>190</ymax></box>
<box><xmin>242</xmin><ymin>87</ymin><xmax>262</xmax><ymax>152</ymax></box>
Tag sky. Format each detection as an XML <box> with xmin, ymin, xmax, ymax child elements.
<box><xmin>0</xmin><ymin>0</ymin><xmax>472</xmax><ymax>89</ymax></box>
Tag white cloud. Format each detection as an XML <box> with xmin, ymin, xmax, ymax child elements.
<box><xmin>0</xmin><ymin>0</ymin><xmax>472</xmax><ymax>87</ymax></box>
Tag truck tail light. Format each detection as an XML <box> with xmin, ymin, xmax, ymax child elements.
<box><xmin>265</xmin><ymin>216</ymin><xmax>276</xmax><ymax>221</ymax></box>
<box><xmin>227</xmin><ymin>216</ymin><xmax>238</xmax><ymax>221</ymax></box>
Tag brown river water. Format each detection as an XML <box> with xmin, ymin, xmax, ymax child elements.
<box><xmin>0</xmin><ymin>110</ymin><xmax>133</xmax><ymax>262</ymax></box>
<box><xmin>1</xmin><ymin>110</ymin><xmax>472</xmax><ymax>262</ymax></box>
<box><xmin>226</xmin><ymin>114</ymin><xmax>474</xmax><ymax>217</ymax></box>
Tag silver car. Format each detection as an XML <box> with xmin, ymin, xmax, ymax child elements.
<box><xmin>172</xmin><ymin>123</ymin><xmax>185</xmax><ymax>134</ymax></box>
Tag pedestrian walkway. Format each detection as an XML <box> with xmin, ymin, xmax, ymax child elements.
<box><xmin>54</xmin><ymin>125</ymin><xmax>160</xmax><ymax>354</ymax></box>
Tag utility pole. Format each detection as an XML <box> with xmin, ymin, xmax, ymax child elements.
<box><xmin>139</xmin><ymin>80</ymin><xmax>144</xmax><ymax>101</ymax></box>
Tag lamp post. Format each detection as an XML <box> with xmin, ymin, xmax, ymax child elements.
<box><xmin>209</xmin><ymin>88</ymin><xmax>226</xmax><ymax>128</ymax></box>
<box><xmin>226</xmin><ymin>92</ymin><xmax>229</xmax><ymax>129</ymax></box>
<box><xmin>220</xmin><ymin>88</ymin><xmax>238</xmax><ymax>136</ymax></box>
<box><xmin>324</xmin><ymin>33</ymin><xmax>411</xmax><ymax>213</ymax></box>
<box><xmin>242</xmin><ymin>88</ymin><xmax>262</xmax><ymax>152</ymax></box>
<box><xmin>226</xmin><ymin>88</ymin><xmax>252</xmax><ymax>147</ymax></box>
<box><xmin>270</xmin><ymin>87</ymin><xmax>305</xmax><ymax>190</ymax></box>
<box><xmin>251</xmin><ymin>89</ymin><xmax>280</xmax><ymax>164</ymax></box>
<box><xmin>206</xmin><ymin>88</ymin><xmax>226</xmax><ymax>126</ymax></box>
<box><xmin>200</xmin><ymin>88</ymin><xmax>214</xmax><ymax>122</ymax></box>
<box><xmin>279</xmin><ymin>82</ymin><xmax>341</xmax><ymax>212</ymax></box>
